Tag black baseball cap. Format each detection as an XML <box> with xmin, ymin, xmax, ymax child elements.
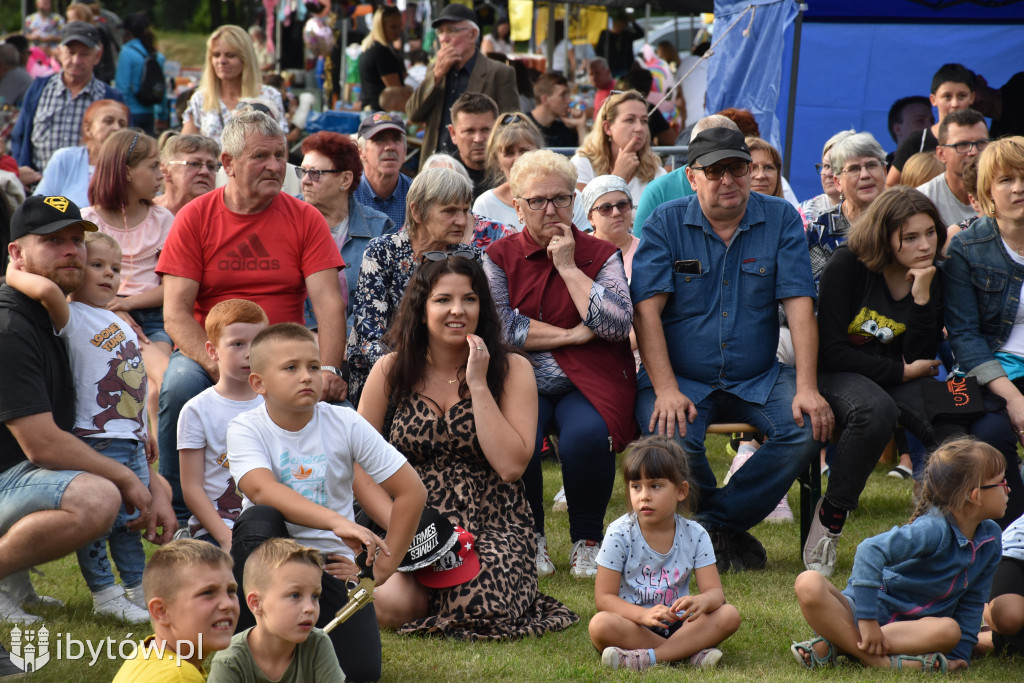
<box><xmin>10</xmin><ymin>196</ymin><xmax>98</xmax><ymax>241</ymax></box>
<box><xmin>431</xmin><ymin>4</ymin><xmax>477</xmax><ymax>28</ymax></box>
<box><xmin>60</xmin><ymin>21</ymin><xmax>102</xmax><ymax>50</ymax></box>
<box><xmin>687</xmin><ymin>127</ymin><xmax>752</xmax><ymax>168</ymax></box>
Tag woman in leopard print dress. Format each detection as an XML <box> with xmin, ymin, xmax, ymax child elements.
<box><xmin>358</xmin><ymin>250</ymin><xmax>578</xmax><ymax>640</ymax></box>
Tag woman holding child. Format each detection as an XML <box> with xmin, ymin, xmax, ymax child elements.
<box><xmin>359</xmin><ymin>254</ymin><xmax>578</xmax><ymax>639</ymax></box>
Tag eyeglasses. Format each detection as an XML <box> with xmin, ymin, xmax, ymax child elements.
<box><xmin>436</xmin><ymin>25</ymin><xmax>471</xmax><ymax>36</ymax></box>
<box><xmin>941</xmin><ymin>139</ymin><xmax>990</xmax><ymax>154</ymax></box>
<box><xmin>167</xmin><ymin>160</ymin><xmax>222</xmax><ymax>173</ymax></box>
<box><xmin>814</xmin><ymin>162</ymin><xmax>832</xmax><ymax>175</ymax></box>
<box><xmin>837</xmin><ymin>160</ymin><xmax>884</xmax><ymax>176</ymax></box>
<box><xmin>518</xmin><ymin>194</ymin><xmax>574</xmax><ymax>211</ymax></box>
<box><xmin>422</xmin><ymin>249</ymin><xmax>480</xmax><ymax>262</ymax></box>
<box><xmin>501</xmin><ymin>113</ymin><xmax>526</xmax><ymax>126</ymax></box>
<box><xmin>979</xmin><ymin>479</ymin><xmax>1010</xmax><ymax>493</ymax></box>
<box><xmin>591</xmin><ymin>200</ymin><xmax>633</xmax><ymax>217</ymax></box>
<box><xmin>294</xmin><ymin>167</ymin><xmax>343</xmax><ymax>182</ymax></box>
<box><xmin>690</xmin><ymin>160</ymin><xmax>750</xmax><ymax>181</ymax></box>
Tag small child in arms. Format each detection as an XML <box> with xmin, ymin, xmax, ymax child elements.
<box><xmin>207</xmin><ymin>538</ymin><xmax>344</xmax><ymax>682</ymax></box>
<box><xmin>589</xmin><ymin>436</ymin><xmax>741</xmax><ymax>671</ymax></box>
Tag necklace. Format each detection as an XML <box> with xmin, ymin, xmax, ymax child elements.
<box><xmin>1001</xmin><ymin>231</ymin><xmax>1024</xmax><ymax>256</ymax></box>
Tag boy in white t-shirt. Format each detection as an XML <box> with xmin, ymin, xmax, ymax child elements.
<box><xmin>6</xmin><ymin>232</ymin><xmax>152</xmax><ymax>623</ymax></box>
<box><xmin>178</xmin><ymin>299</ymin><xmax>268</xmax><ymax>549</ymax></box>
<box><xmin>226</xmin><ymin>322</ymin><xmax>425</xmax><ymax>681</ymax></box>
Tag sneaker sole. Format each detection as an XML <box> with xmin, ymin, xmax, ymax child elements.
<box><xmin>551</xmin><ymin>501</ymin><xmax>568</xmax><ymax>512</ymax></box>
<box><xmin>692</xmin><ymin>648</ymin><xmax>723</xmax><ymax>668</ymax></box>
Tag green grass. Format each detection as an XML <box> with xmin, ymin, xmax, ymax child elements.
<box><xmin>155</xmin><ymin>30</ymin><xmax>210</xmax><ymax>71</ymax></box>
<box><xmin>7</xmin><ymin>435</ymin><xmax>1024</xmax><ymax>681</ymax></box>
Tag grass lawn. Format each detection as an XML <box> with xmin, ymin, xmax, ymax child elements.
<box><xmin>7</xmin><ymin>435</ymin><xmax>1024</xmax><ymax>681</ymax></box>
<box><xmin>155</xmin><ymin>31</ymin><xmax>210</xmax><ymax>71</ymax></box>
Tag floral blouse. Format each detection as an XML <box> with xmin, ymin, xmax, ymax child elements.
<box><xmin>345</xmin><ymin>229</ymin><xmax>491</xmax><ymax>401</ymax></box>
<box><xmin>183</xmin><ymin>85</ymin><xmax>288</xmax><ymax>145</ymax></box>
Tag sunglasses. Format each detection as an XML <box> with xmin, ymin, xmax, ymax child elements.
<box><xmin>421</xmin><ymin>249</ymin><xmax>480</xmax><ymax>262</ymax></box>
<box><xmin>501</xmin><ymin>113</ymin><xmax>526</xmax><ymax>126</ymax></box>
<box><xmin>590</xmin><ymin>200</ymin><xmax>633</xmax><ymax>217</ymax></box>
<box><xmin>690</xmin><ymin>160</ymin><xmax>751</xmax><ymax>181</ymax></box>
<box><xmin>294</xmin><ymin>167</ymin><xmax>343</xmax><ymax>182</ymax></box>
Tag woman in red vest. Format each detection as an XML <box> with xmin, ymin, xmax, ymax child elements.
<box><xmin>485</xmin><ymin>149</ymin><xmax>637</xmax><ymax>581</ymax></box>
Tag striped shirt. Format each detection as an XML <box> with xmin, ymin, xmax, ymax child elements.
<box><xmin>30</xmin><ymin>74</ymin><xmax>110</xmax><ymax>170</ymax></box>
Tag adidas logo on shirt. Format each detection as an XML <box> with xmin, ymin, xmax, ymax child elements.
<box><xmin>218</xmin><ymin>235</ymin><xmax>281</xmax><ymax>271</ymax></box>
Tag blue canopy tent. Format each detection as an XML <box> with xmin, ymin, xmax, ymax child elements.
<box><xmin>709</xmin><ymin>0</ymin><xmax>1024</xmax><ymax>200</ymax></box>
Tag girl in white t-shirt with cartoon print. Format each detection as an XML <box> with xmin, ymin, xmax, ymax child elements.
<box><xmin>589</xmin><ymin>436</ymin><xmax>741</xmax><ymax>671</ymax></box>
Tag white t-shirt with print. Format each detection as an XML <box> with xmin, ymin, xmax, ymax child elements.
<box><xmin>59</xmin><ymin>302</ymin><xmax>147</xmax><ymax>441</ymax></box>
<box><xmin>177</xmin><ymin>386</ymin><xmax>264</xmax><ymax>537</ymax></box>
<box><xmin>227</xmin><ymin>402</ymin><xmax>407</xmax><ymax>557</ymax></box>
<box><xmin>596</xmin><ymin>512</ymin><xmax>716</xmax><ymax>608</ymax></box>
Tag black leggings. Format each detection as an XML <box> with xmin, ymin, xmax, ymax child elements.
<box><xmin>230</xmin><ymin>505</ymin><xmax>382</xmax><ymax>682</ymax></box>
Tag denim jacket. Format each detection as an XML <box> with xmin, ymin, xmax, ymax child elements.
<box><xmin>843</xmin><ymin>508</ymin><xmax>1002</xmax><ymax>662</ymax></box>
<box><xmin>943</xmin><ymin>216</ymin><xmax>1024</xmax><ymax>385</ymax></box>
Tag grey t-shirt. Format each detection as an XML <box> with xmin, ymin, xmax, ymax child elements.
<box><xmin>207</xmin><ymin>627</ymin><xmax>344</xmax><ymax>683</ymax></box>
<box><xmin>596</xmin><ymin>512</ymin><xmax>716</xmax><ymax>607</ymax></box>
<box><xmin>917</xmin><ymin>174</ymin><xmax>975</xmax><ymax>227</ymax></box>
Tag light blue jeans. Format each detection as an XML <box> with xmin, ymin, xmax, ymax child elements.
<box><xmin>76</xmin><ymin>437</ymin><xmax>149</xmax><ymax>591</ymax></box>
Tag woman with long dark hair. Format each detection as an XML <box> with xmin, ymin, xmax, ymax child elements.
<box><xmin>358</xmin><ymin>255</ymin><xmax>578</xmax><ymax>639</ymax></box>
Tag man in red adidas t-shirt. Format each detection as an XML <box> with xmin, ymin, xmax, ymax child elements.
<box><xmin>156</xmin><ymin>111</ymin><xmax>346</xmax><ymax>525</ymax></box>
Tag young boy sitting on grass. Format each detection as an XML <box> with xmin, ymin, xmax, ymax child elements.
<box><xmin>226</xmin><ymin>323</ymin><xmax>426</xmax><ymax>681</ymax></box>
<box><xmin>178</xmin><ymin>299</ymin><xmax>269</xmax><ymax>549</ymax></box>
<box><xmin>113</xmin><ymin>539</ymin><xmax>240</xmax><ymax>682</ymax></box>
<box><xmin>207</xmin><ymin>538</ymin><xmax>344</xmax><ymax>682</ymax></box>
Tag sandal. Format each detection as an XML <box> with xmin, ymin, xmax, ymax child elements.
<box><xmin>889</xmin><ymin>652</ymin><xmax>948</xmax><ymax>673</ymax></box>
<box><xmin>791</xmin><ymin>637</ymin><xmax>838</xmax><ymax>669</ymax></box>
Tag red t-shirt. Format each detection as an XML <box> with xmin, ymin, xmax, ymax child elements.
<box><xmin>156</xmin><ymin>188</ymin><xmax>343</xmax><ymax>327</ymax></box>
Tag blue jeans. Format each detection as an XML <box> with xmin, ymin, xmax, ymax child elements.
<box><xmin>817</xmin><ymin>372</ymin><xmax>899</xmax><ymax>511</ymax></box>
<box><xmin>0</xmin><ymin>461</ymin><xmax>83</xmax><ymax>536</ymax></box>
<box><xmin>158</xmin><ymin>350</ymin><xmax>214</xmax><ymax>525</ymax></box>
<box><xmin>635</xmin><ymin>365</ymin><xmax>819</xmax><ymax>532</ymax></box>
<box><xmin>524</xmin><ymin>390</ymin><xmax>615</xmax><ymax>543</ymax></box>
<box><xmin>76</xmin><ymin>437</ymin><xmax>149</xmax><ymax>591</ymax></box>
<box><xmin>128</xmin><ymin>306</ymin><xmax>172</xmax><ymax>345</ymax></box>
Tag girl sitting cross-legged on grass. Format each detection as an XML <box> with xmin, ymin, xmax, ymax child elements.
<box><xmin>793</xmin><ymin>437</ymin><xmax>1007</xmax><ymax>673</ymax></box>
<box><xmin>589</xmin><ymin>436</ymin><xmax>741</xmax><ymax>671</ymax></box>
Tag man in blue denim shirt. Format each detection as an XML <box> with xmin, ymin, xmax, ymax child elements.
<box><xmin>631</xmin><ymin>128</ymin><xmax>833</xmax><ymax>572</ymax></box>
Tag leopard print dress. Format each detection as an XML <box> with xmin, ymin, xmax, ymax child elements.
<box><xmin>391</xmin><ymin>394</ymin><xmax>579</xmax><ymax>640</ymax></box>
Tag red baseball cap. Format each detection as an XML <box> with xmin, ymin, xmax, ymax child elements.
<box><xmin>413</xmin><ymin>525</ymin><xmax>480</xmax><ymax>589</ymax></box>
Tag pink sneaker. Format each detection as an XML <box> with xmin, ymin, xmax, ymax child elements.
<box><xmin>722</xmin><ymin>444</ymin><xmax>756</xmax><ymax>485</ymax></box>
<box><xmin>601</xmin><ymin>647</ymin><xmax>654</xmax><ymax>671</ymax></box>
<box><xmin>765</xmin><ymin>495</ymin><xmax>795</xmax><ymax>523</ymax></box>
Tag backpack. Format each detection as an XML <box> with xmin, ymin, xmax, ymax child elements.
<box><xmin>134</xmin><ymin>44</ymin><xmax>166</xmax><ymax>107</ymax></box>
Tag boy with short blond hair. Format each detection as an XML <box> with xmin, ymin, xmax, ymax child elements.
<box><xmin>207</xmin><ymin>538</ymin><xmax>344</xmax><ymax>682</ymax></box>
<box><xmin>113</xmin><ymin>539</ymin><xmax>240</xmax><ymax>682</ymax></box>
<box><xmin>178</xmin><ymin>299</ymin><xmax>269</xmax><ymax>549</ymax></box>
<box><xmin>227</xmin><ymin>322</ymin><xmax>426</xmax><ymax>681</ymax></box>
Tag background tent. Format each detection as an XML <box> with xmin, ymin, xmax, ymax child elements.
<box><xmin>710</xmin><ymin>0</ymin><xmax>1024</xmax><ymax>200</ymax></box>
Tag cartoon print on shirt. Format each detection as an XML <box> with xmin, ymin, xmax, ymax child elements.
<box><xmin>847</xmin><ymin>307</ymin><xmax>904</xmax><ymax>346</ymax></box>
<box><xmin>74</xmin><ymin>339</ymin><xmax>148</xmax><ymax>439</ymax></box>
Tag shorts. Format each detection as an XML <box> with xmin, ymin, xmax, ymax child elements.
<box><xmin>129</xmin><ymin>305</ymin><xmax>172</xmax><ymax>345</ymax></box>
<box><xmin>989</xmin><ymin>556</ymin><xmax>1024</xmax><ymax>600</ymax></box>
<box><xmin>0</xmin><ymin>461</ymin><xmax>84</xmax><ymax>535</ymax></box>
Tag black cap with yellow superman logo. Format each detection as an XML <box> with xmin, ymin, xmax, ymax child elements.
<box><xmin>10</xmin><ymin>196</ymin><xmax>98</xmax><ymax>241</ymax></box>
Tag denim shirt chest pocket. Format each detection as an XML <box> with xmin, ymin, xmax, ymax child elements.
<box><xmin>740</xmin><ymin>258</ymin><xmax>777</xmax><ymax>311</ymax></box>
<box><xmin>672</xmin><ymin>269</ymin><xmax>709</xmax><ymax>317</ymax></box>
<box><xmin>969</xmin><ymin>264</ymin><xmax>1009</xmax><ymax>334</ymax></box>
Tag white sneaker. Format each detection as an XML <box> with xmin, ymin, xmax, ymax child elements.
<box><xmin>0</xmin><ymin>588</ymin><xmax>40</xmax><ymax>624</ymax></box>
<box><xmin>552</xmin><ymin>486</ymin><xmax>568</xmax><ymax>512</ymax></box>
<box><xmin>0</xmin><ymin>569</ymin><xmax>63</xmax><ymax>608</ymax></box>
<box><xmin>569</xmin><ymin>539</ymin><xmax>600</xmax><ymax>579</ymax></box>
<box><xmin>173</xmin><ymin>527</ymin><xmax>191</xmax><ymax>541</ymax></box>
<box><xmin>123</xmin><ymin>583</ymin><xmax>148</xmax><ymax>610</ymax></box>
<box><xmin>765</xmin><ymin>495</ymin><xmax>795</xmax><ymax>523</ymax></box>
<box><xmin>722</xmin><ymin>444</ymin><xmax>756</xmax><ymax>485</ymax></box>
<box><xmin>536</xmin><ymin>534</ymin><xmax>555</xmax><ymax>578</ymax></box>
<box><xmin>803</xmin><ymin>498</ymin><xmax>841</xmax><ymax>578</ymax></box>
<box><xmin>688</xmin><ymin>647</ymin><xmax>724</xmax><ymax>668</ymax></box>
<box><xmin>92</xmin><ymin>584</ymin><xmax>151</xmax><ymax>623</ymax></box>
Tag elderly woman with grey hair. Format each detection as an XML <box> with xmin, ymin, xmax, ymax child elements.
<box><xmin>345</xmin><ymin>166</ymin><xmax>489</xmax><ymax>404</ymax></box>
<box><xmin>153</xmin><ymin>133</ymin><xmax>222</xmax><ymax>215</ymax></box>
<box><xmin>805</xmin><ymin>131</ymin><xmax>888</xmax><ymax>290</ymax></box>
<box><xmin>486</xmin><ymin>150</ymin><xmax>635</xmax><ymax>580</ymax></box>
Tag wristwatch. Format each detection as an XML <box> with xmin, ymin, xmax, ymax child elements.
<box><xmin>321</xmin><ymin>362</ymin><xmax>350</xmax><ymax>382</ymax></box>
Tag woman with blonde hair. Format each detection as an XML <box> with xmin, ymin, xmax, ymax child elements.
<box><xmin>181</xmin><ymin>25</ymin><xmax>287</xmax><ymax>144</ymax></box>
<box><xmin>745</xmin><ymin>137</ymin><xmax>785</xmax><ymax>198</ymax></box>
<box><xmin>572</xmin><ymin>90</ymin><xmax>666</xmax><ymax>200</ymax></box>
<box><xmin>359</xmin><ymin>5</ymin><xmax>406</xmax><ymax>112</ymax></box>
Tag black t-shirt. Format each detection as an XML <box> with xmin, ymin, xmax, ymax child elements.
<box><xmin>359</xmin><ymin>42</ymin><xmax>406</xmax><ymax>112</ymax></box>
<box><xmin>0</xmin><ymin>286</ymin><xmax>76</xmax><ymax>473</ymax></box>
<box><xmin>892</xmin><ymin>128</ymin><xmax>938</xmax><ymax>172</ymax></box>
<box><xmin>991</xmin><ymin>72</ymin><xmax>1024</xmax><ymax>139</ymax></box>
<box><xmin>525</xmin><ymin>112</ymin><xmax>579</xmax><ymax>148</ymax></box>
<box><xmin>648</xmin><ymin>108</ymin><xmax>671</xmax><ymax>141</ymax></box>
